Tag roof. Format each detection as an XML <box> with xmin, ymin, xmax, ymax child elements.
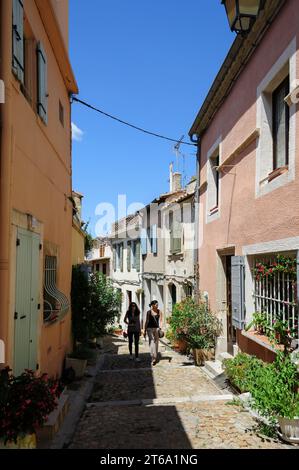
<box><xmin>189</xmin><ymin>0</ymin><xmax>286</xmax><ymax>138</ymax></box>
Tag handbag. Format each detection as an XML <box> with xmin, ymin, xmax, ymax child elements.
<box><xmin>151</xmin><ymin>311</ymin><xmax>164</xmax><ymax>338</ymax></box>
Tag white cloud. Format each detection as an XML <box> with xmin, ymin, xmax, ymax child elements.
<box><xmin>72</xmin><ymin>122</ymin><xmax>84</xmax><ymax>142</ymax></box>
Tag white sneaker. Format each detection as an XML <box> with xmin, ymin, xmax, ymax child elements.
<box><xmin>135</xmin><ymin>358</ymin><xmax>141</xmax><ymax>362</ymax></box>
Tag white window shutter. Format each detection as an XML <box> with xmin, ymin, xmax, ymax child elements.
<box><xmin>152</xmin><ymin>224</ymin><xmax>157</xmax><ymax>254</ymax></box>
<box><xmin>12</xmin><ymin>0</ymin><xmax>24</xmax><ymax>83</ymax></box>
<box><xmin>135</xmin><ymin>241</ymin><xmax>141</xmax><ymax>272</ymax></box>
<box><xmin>37</xmin><ymin>42</ymin><xmax>48</xmax><ymax>124</ymax></box>
<box><xmin>141</xmin><ymin>228</ymin><xmax>147</xmax><ymax>255</ymax></box>
<box><xmin>231</xmin><ymin>256</ymin><xmax>245</xmax><ymax>330</ymax></box>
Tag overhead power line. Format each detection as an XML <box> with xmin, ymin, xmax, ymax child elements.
<box><xmin>72</xmin><ymin>96</ymin><xmax>196</xmax><ymax>147</ymax></box>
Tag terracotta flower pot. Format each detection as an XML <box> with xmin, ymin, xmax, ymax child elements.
<box><xmin>173</xmin><ymin>338</ymin><xmax>188</xmax><ymax>353</ymax></box>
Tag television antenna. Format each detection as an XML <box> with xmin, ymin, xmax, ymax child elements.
<box><xmin>173</xmin><ymin>135</ymin><xmax>187</xmax><ymax>185</ymax></box>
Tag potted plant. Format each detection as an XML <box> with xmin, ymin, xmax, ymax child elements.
<box><xmin>186</xmin><ymin>303</ymin><xmax>222</xmax><ymax>366</ymax></box>
<box><xmin>248</xmin><ymin>312</ymin><xmax>268</xmax><ymax>335</ymax></box>
<box><xmin>0</xmin><ymin>367</ymin><xmax>60</xmax><ymax>448</ymax></box>
<box><xmin>250</xmin><ymin>353</ymin><xmax>299</xmax><ymax>444</ymax></box>
<box><xmin>65</xmin><ymin>343</ymin><xmax>96</xmax><ymax>378</ymax></box>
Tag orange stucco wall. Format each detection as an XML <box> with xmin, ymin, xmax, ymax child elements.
<box><xmin>0</xmin><ymin>0</ymin><xmax>75</xmax><ymax>377</ymax></box>
<box><xmin>198</xmin><ymin>0</ymin><xmax>299</xmax><ymax>316</ymax></box>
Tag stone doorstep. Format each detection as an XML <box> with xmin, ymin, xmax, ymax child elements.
<box><xmin>36</xmin><ymin>392</ymin><xmax>69</xmax><ymax>442</ymax></box>
<box><xmin>86</xmin><ymin>393</ymin><xmax>234</xmax><ymax>408</ymax></box>
<box><xmin>204</xmin><ymin>360</ymin><xmax>224</xmax><ymax>378</ymax></box>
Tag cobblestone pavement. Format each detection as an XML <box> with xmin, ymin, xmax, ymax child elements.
<box><xmin>70</xmin><ymin>335</ymin><xmax>290</xmax><ymax>449</ymax></box>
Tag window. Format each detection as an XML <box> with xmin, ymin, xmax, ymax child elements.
<box><xmin>43</xmin><ymin>256</ymin><xmax>69</xmax><ymax>323</ymax></box>
<box><xmin>209</xmin><ymin>154</ymin><xmax>219</xmax><ymax>212</ymax></box>
<box><xmin>99</xmin><ymin>244</ymin><xmax>105</xmax><ymax>258</ymax></box>
<box><xmin>22</xmin><ymin>18</ymin><xmax>37</xmax><ymax>107</ymax></box>
<box><xmin>95</xmin><ymin>263</ymin><xmax>100</xmax><ymax>272</ymax></box>
<box><xmin>206</xmin><ymin>138</ymin><xmax>221</xmax><ymax>223</ymax></box>
<box><xmin>253</xmin><ymin>254</ymin><xmax>298</xmax><ymax>338</ymax></box>
<box><xmin>272</xmin><ymin>76</ymin><xmax>289</xmax><ymax>170</ymax></box>
<box><xmin>256</xmin><ymin>38</ymin><xmax>296</xmax><ymax>197</ymax></box>
<box><xmin>169</xmin><ymin>210</ymin><xmax>181</xmax><ymax>254</ymax></box>
<box><xmin>59</xmin><ymin>100</ymin><xmax>64</xmax><ymax>127</ymax></box>
<box><xmin>132</xmin><ymin>241</ymin><xmax>136</xmax><ymax>268</ymax></box>
<box><xmin>103</xmin><ymin>263</ymin><xmax>107</xmax><ymax>275</ymax></box>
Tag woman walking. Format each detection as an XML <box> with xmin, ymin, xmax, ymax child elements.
<box><xmin>124</xmin><ymin>302</ymin><xmax>141</xmax><ymax>362</ymax></box>
<box><xmin>144</xmin><ymin>300</ymin><xmax>163</xmax><ymax>365</ymax></box>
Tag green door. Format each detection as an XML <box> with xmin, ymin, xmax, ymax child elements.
<box><xmin>14</xmin><ymin>228</ymin><xmax>40</xmax><ymax>376</ymax></box>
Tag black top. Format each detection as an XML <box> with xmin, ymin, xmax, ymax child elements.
<box><xmin>147</xmin><ymin>309</ymin><xmax>160</xmax><ymax>328</ymax></box>
<box><xmin>125</xmin><ymin>311</ymin><xmax>141</xmax><ymax>333</ymax></box>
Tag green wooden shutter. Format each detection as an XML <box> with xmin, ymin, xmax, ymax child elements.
<box><xmin>127</xmin><ymin>242</ymin><xmax>131</xmax><ymax>272</ymax></box>
<box><xmin>12</xmin><ymin>0</ymin><xmax>24</xmax><ymax>83</ymax></box>
<box><xmin>14</xmin><ymin>229</ymin><xmax>40</xmax><ymax>375</ymax></box>
<box><xmin>37</xmin><ymin>42</ymin><xmax>48</xmax><ymax>124</ymax></box>
<box><xmin>120</xmin><ymin>243</ymin><xmax>123</xmax><ymax>272</ymax></box>
<box><xmin>29</xmin><ymin>234</ymin><xmax>40</xmax><ymax>371</ymax></box>
<box><xmin>172</xmin><ymin>213</ymin><xmax>182</xmax><ymax>254</ymax></box>
<box><xmin>135</xmin><ymin>240</ymin><xmax>141</xmax><ymax>272</ymax></box>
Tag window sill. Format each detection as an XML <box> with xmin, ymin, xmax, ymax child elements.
<box><xmin>267</xmin><ymin>166</ymin><xmax>288</xmax><ymax>183</ymax></box>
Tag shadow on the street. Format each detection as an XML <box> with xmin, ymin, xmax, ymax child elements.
<box><xmin>80</xmin><ymin>336</ymin><xmax>192</xmax><ymax>448</ymax></box>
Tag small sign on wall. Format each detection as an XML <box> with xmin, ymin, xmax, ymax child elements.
<box><xmin>0</xmin><ymin>340</ymin><xmax>5</xmax><ymax>364</ymax></box>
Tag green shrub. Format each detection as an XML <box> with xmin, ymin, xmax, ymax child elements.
<box><xmin>223</xmin><ymin>353</ymin><xmax>265</xmax><ymax>393</ymax></box>
<box><xmin>223</xmin><ymin>352</ymin><xmax>299</xmax><ymax>420</ymax></box>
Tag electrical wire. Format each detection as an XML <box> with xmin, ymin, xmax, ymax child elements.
<box><xmin>72</xmin><ymin>96</ymin><xmax>196</xmax><ymax>147</ymax></box>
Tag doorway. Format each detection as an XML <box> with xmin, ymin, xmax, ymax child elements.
<box><xmin>14</xmin><ymin>228</ymin><xmax>40</xmax><ymax>375</ymax></box>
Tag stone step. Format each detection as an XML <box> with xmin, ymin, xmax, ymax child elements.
<box><xmin>204</xmin><ymin>360</ymin><xmax>224</xmax><ymax>377</ymax></box>
<box><xmin>37</xmin><ymin>391</ymin><xmax>69</xmax><ymax>444</ymax></box>
<box><xmin>219</xmin><ymin>352</ymin><xmax>234</xmax><ymax>362</ymax></box>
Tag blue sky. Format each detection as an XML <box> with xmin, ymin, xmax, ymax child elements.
<box><xmin>70</xmin><ymin>0</ymin><xmax>234</xmax><ymax>237</ymax></box>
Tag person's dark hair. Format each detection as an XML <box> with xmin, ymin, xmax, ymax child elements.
<box><xmin>149</xmin><ymin>300</ymin><xmax>158</xmax><ymax>308</ymax></box>
<box><xmin>127</xmin><ymin>302</ymin><xmax>140</xmax><ymax>316</ymax></box>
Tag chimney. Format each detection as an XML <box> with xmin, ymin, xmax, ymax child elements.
<box><xmin>172</xmin><ymin>172</ymin><xmax>182</xmax><ymax>192</ymax></box>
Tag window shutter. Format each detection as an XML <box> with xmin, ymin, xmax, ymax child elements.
<box><xmin>152</xmin><ymin>224</ymin><xmax>157</xmax><ymax>254</ymax></box>
<box><xmin>172</xmin><ymin>213</ymin><xmax>182</xmax><ymax>254</ymax></box>
<box><xmin>12</xmin><ymin>0</ymin><xmax>24</xmax><ymax>83</ymax></box>
<box><xmin>231</xmin><ymin>256</ymin><xmax>245</xmax><ymax>330</ymax></box>
<box><xmin>127</xmin><ymin>242</ymin><xmax>131</xmax><ymax>272</ymax></box>
<box><xmin>120</xmin><ymin>243</ymin><xmax>123</xmax><ymax>272</ymax></box>
<box><xmin>141</xmin><ymin>228</ymin><xmax>147</xmax><ymax>255</ymax></box>
<box><xmin>113</xmin><ymin>246</ymin><xmax>116</xmax><ymax>271</ymax></box>
<box><xmin>37</xmin><ymin>42</ymin><xmax>48</xmax><ymax>124</ymax></box>
<box><xmin>135</xmin><ymin>240</ymin><xmax>141</xmax><ymax>272</ymax></box>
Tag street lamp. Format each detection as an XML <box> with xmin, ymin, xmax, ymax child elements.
<box><xmin>221</xmin><ymin>0</ymin><xmax>263</xmax><ymax>35</ymax></box>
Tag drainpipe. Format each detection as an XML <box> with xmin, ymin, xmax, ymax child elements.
<box><xmin>190</xmin><ymin>134</ymin><xmax>200</xmax><ymax>303</ymax></box>
<box><xmin>0</xmin><ymin>0</ymin><xmax>13</xmax><ymax>366</ymax></box>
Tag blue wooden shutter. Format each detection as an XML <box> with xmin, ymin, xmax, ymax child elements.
<box><xmin>12</xmin><ymin>0</ymin><xmax>24</xmax><ymax>83</ymax></box>
<box><xmin>37</xmin><ymin>42</ymin><xmax>48</xmax><ymax>124</ymax></box>
<box><xmin>141</xmin><ymin>228</ymin><xmax>147</xmax><ymax>255</ymax></box>
<box><xmin>231</xmin><ymin>256</ymin><xmax>245</xmax><ymax>330</ymax></box>
<box><xmin>152</xmin><ymin>224</ymin><xmax>157</xmax><ymax>254</ymax></box>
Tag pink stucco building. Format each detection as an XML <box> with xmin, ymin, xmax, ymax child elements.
<box><xmin>189</xmin><ymin>0</ymin><xmax>299</xmax><ymax>361</ymax></box>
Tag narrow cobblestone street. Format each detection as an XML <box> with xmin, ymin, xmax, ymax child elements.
<box><xmin>69</xmin><ymin>336</ymin><xmax>289</xmax><ymax>449</ymax></box>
